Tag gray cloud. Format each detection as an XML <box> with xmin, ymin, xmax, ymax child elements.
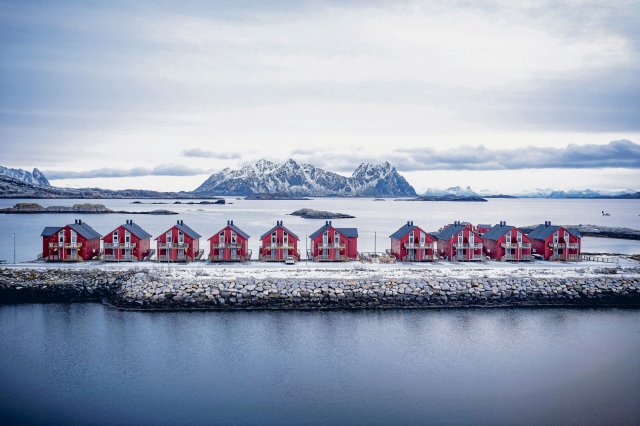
<box><xmin>45</xmin><ymin>164</ymin><xmax>212</xmax><ymax>180</ymax></box>
<box><xmin>291</xmin><ymin>140</ymin><xmax>640</xmax><ymax>172</ymax></box>
<box><xmin>182</xmin><ymin>148</ymin><xmax>241</xmax><ymax>160</ymax></box>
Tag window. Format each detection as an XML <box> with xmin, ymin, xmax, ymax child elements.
<box><xmin>231</xmin><ymin>232</ymin><xmax>237</xmax><ymax>243</ymax></box>
<box><xmin>166</xmin><ymin>231</ymin><xmax>172</xmax><ymax>243</ymax></box>
<box><xmin>219</xmin><ymin>232</ymin><xmax>225</xmax><ymax>244</ymax></box>
<box><xmin>70</xmin><ymin>230</ymin><xmax>77</xmax><ymax>244</ymax></box>
<box><xmin>505</xmin><ymin>231</ymin><xmax>511</xmax><ymax>241</ymax></box>
<box><xmin>125</xmin><ymin>231</ymin><xmax>130</xmax><ymax>244</ymax></box>
<box><xmin>409</xmin><ymin>231</ymin><xmax>414</xmax><ymax>244</ymax></box>
<box><xmin>553</xmin><ymin>232</ymin><xmax>558</xmax><ymax>244</ymax></box>
<box><xmin>458</xmin><ymin>232</ymin><xmax>463</xmax><ymax>244</ymax></box>
<box><xmin>59</xmin><ymin>231</ymin><xmax>64</xmax><ymax>244</ymax></box>
<box><xmin>178</xmin><ymin>231</ymin><xmax>184</xmax><ymax>244</ymax></box>
<box><xmin>469</xmin><ymin>233</ymin><xmax>474</xmax><ymax>245</ymax></box>
<box><xmin>564</xmin><ymin>231</ymin><xmax>569</xmax><ymax>242</ymax></box>
<box><xmin>271</xmin><ymin>232</ymin><xmax>276</xmax><ymax>244</ymax></box>
<box><xmin>334</xmin><ymin>231</ymin><xmax>340</xmax><ymax>245</ymax></box>
<box><xmin>517</xmin><ymin>231</ymin><xmax>522</xmax><ymax>243</ymax></box>
<box><xmin>283</xmin><ymin>232</ymin><xmax>288</xmax><ymax>245</ymax></box>
<box><xmin>113</xmin><ymin>230</ymin><xmax>119</xmax><ymax>244</ymax></box>
<box><xmin>420</xmin><ymin>232</ymin><xmax>425</xmax><ymax>244</ymax></box>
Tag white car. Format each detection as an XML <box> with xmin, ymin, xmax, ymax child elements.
<box><xmin>285</xmin><ymin>256</ymin><xmax>296</xmax><ymax>265</ymax></box>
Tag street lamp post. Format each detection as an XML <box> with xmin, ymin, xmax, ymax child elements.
<box><xmin>12</xmin><ymin>233</ymin><xmax>16</xmax><ymax>264</ymax></box>
<box><xmin>374</xmin><ymin>231</ymin><xmax>377</xmax><ymax>256</ymax></box>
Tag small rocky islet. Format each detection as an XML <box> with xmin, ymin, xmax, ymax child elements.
<box><xmin>0</xmin><ymin>202</ymin><xmax>177</xmax><ymax>215</ymax></box>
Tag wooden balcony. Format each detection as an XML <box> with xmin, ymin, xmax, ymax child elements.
<box><xmin>102</xmin><ymin>254</ymin><xmax>137</xmax><ymax>262</ymax></box>
<box><xmin>567</xmin><ymin>243</ymin><xmax>580</xmax><ymax>250</ymax></box>
<box><xmin>313</xmin><ymin>254</ymin><xmax>349</xmax><ymax>262</ymax></box>
<box><xmin>213</xmin><ymin>242</ymin><xmax>243</xmax><ymax>249</ymax></box>
<box><xmin>550</xmin><ymin>253</ymin><xmax>580</xmax><ymax>261</ymax></box>
<box><xmin>453</xmin><ymin>243</ymin><xmax>483</xmax><ymax>249</ymax></box>
<box><xmin>209</xmin><ymin>249</ymin><xmax>251</xmax><ymax>262</ymax></box>
<box><xmin>454</xmin><ymin>253</ymin><xmax>483</xmax><ymax>261</ymax></box>
<box><xmin>316</xmin><ymin>243</ymin><xmax>346</xmax><ymax>249</ymax></box>
<box><xmin>103</xmin><ymin>242</ymin><xmax>136</xmax><ymax>250</ymax></box>
<box><xmin>46</xmin><ymin>254</ymin><xmax>82</xmax><ymax>262</ymax></box>
<box><xmin>157</xmin><ymin>242</ymin><xmax>189</xmax><ymax>250</ymax></box>
<box><xmin>549</xmin><ymin>242</ymin><xmax>566</xmax><ymax>248</ymax></box>
<box><xmin>404</xmin><ymin>242</ymin><xmax>434</xmax><ymax>249</ymax></box>
<box><xmin>259</xmin><ymin>251</ymin><xmax>300</xmax><ymax>262</ymax></box>
<box><xmin>157</xmin><ymin>254</ymin><xmax>193</xmax><ymax>262</ymax></box>
<box><xmin>49</xmin><ymin>242</ymin><xmax>82</xmax><ymax>249</ymax></box>
<box><xmin>264</xmin><ymin>243</ymin><xmax>296</xmax><ymax>250</ymax></box>
<box><xmin>501</xmin><ymin>242</ymin><xmax>531</xmax><ymax>249</ymax></box>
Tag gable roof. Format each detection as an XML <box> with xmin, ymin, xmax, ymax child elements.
<box><xmin>482</xmin><ymin>224</ymin><xmax>515</xmax><ymax>241</ymax></box>
<box><xmin>209</xmin><ymin>221</ymin><xmax>250</xmax><ymax>240</ymax></box>
<box><xmin>309</xmin><ymin>222</ymin><xmax>358</xmax><ymax>239</ymax></box>
<box><xmin>260</xmin><ymin>222</ymin><xmax>299</xmax><ymax>240</ymax></box>
<box><xmin>122</xmin><ymin>221</ymin><xmax>152</xmax><ymax>239</ymax></box>
<box><xmin>68</xmin><ymin>221</ymin><xmax>102</xmax><ymax>240</ymax></box>
<box><xmin>157</xmin><ymin>220</ymin><xmax>201</xmax><ymax>239</ymax></box>
<box><xmin>477</xmin><ymin>224</ymin><xmax>492</xmax><ymax>229</ymax></box>
<box><xmin>390</xmin><ymin>222</ymin><xmax>421</xmax><ymax>239</ymax></box>
<box><xmin>432</xmin><ymin>223</ymin><xmax>468</xmax><ymax>241</ymax></box>
<box><xmin>528</xmin><ymin>224</ymin><xmax>581</xmax><ymax>240</ymax></box>
<box><xmin>41</xmin><ymin>226</ymin><xmax>62</xmax><ymax>237</ymax></box>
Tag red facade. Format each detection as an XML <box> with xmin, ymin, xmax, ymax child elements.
<box><xmin>528</xmin><ymin>222</ymin><xmax>581</xmax><ymax>261</ymax></box>
<box><xmin>482</xmin><ymin>223</ymin><xmax>533</xmax><ymax>261</ymax></box>
<box><xmin>208</xmin><ymin>221</ymin><xmax>251</xmax><ymax>262</ymax></box>
<box><xmin>389</xmin><ymin>221</ymin><xmax>437</xmax><ymax>261</ymax></box>
<box><xmin>41</xmin><ymin>220</ymin><xmax>101</xmax><ymax>262</ymax></box>
<box><xmin>102</xmin><ymin>220</ymin><xmax>152</xmax><ymax>262</ymax></box>
<box><xmin>434</xmin><ymin>221</ymin><xmax>484</xmax><ymax>261</ymax></box>
<box><xmin>309</xmin><ymin>221</ymin><xmax>358</xmax><ymax>261</ymax></box>
<box><xmin>156</xmin><ymin>220</ymin><xmax>201</xmax><ymax>262</ymax></box>
<box><xmin>259</xmin><ymin>221</ymin><xmax>300</xmax><ymax>261</ymax></box>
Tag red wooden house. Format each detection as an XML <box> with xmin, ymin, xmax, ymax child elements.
<box><xmin>208</xmin><ymin>220</ymin><xmax>251</xmax><ymax>262</ymax></box>
<box><xmin>389</xmin><ymin>221</ymin><xmax>437</xmax><ymax>261</ymax></box>
<box><xmin>527</xmin><ymin>221</ymin><xmax>581</xmax><ymax>261</ymax></box>
<box><xmin>259</xmin><ymin>221</ymin><xmax>300</xmax><ymax>262</ymax></box>
<box><xmin>433</xmin><ymin>221</ymin><xmax>483</xmax><ymax>262</ymax></box>
<box><xmin>40</xmin><ymin>219</ymin><xmax>101</xmax><ymax>262</ymax></box>
<box><xmin>309</xmin><ymin>221</ymin><xmax>358</xmax><ymax>261</ymax></box>
<box><xmin>156</xmin><ymin>220</ymin><xmax>202</xmax><ymax>263</ymax></box>
<box><xmin>102</xmin><ymin>220</ymin><xmax>152</xmax><ymax>262</ymax></box>
<box><xmin>476</xmin><ymin>224</ymin><xmax>492</xmax><ymax>236</ymax></box>
<box><xmin>482</xmin><ymin>221</ymin><xmax>533</xmax><ymax>261</ymax></box>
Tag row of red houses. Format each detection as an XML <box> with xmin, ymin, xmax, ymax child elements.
<box><xmin>40</xmin><ymin>219</ymin><xmax>581</xmax><ymax>263</ymax></box>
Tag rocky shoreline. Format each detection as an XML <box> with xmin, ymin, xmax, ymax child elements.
<box><xmin>1</xmin><ymin>267</ymin><xmax>639</xmax><ymax>310</ymax></box>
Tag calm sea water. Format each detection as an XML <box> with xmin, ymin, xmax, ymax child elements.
<box><xmin>0</xmin><ymin>305</ymin><xmax>638</xmax><ymax>425</ymax></box>
<box><xmin>0</xmin><ymin>198</ymin><xmax>639</xmax><ymax>262</ymax></box>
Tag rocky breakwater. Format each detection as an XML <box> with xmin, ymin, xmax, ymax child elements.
<box><xmin>116</xmin><ymin>268</ymin><xmax>640</xmax><ymax>310</ymax></box>
<box><xmin>0</xmin><ymin>268</ymin><xmax>136</xmax><ymax>303</ymax></box>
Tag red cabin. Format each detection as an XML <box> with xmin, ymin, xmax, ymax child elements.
<box><xmin>482</xmin><ymin>221</ymin><xmax>533</xmax><ymax>261</ymax></box>
<box><xmin>476</xmin><ymin>224</ymin><xmax>492</xmax><ymax>236</ymax></box>
<box><xmin>156</xmin><ymin>220</ymin><xmax>202</xmax><ymax>263</ymax></box>
<box><xmin>259</xmin><ymin>221</ymin><xmax>300</xmax><ymax>262</ymax></box>
<box><xmin>208</xmin><ymin>220</ymin><xmax>251</xmax><ymax>262</ymax></box>
<box><xmin>389</xmin><ymin>221</ymin><xmax>437</xmax><ymax>261</ymax></box>
<box><xmin>433</xmin><ymin>221</ymin><xmax>483</xmax><ymax>262</ymax></box>
<box><xmin>309</xmin><ymin>221</ymin><xmax>358</xmax><ymax>261</ymax></box>
<box><xmin>40</xmin><ymin>219</ymin><xmax>101</xmax><ymax>262</ymax></box>
<box><xmin>102</xmin><ymin>220</ymin><xmax>152</xmax><ymax>262</ymax></box>
<box><xmin>527</xmin><ymin>221</ymin><xmax>581</xmax><ymax>261</ymax></box>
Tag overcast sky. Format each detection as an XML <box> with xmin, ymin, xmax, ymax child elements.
<box><xmin>1</xmin><ymin>0</ymin><xmax>639</xmax><ymax>193</ymax></box>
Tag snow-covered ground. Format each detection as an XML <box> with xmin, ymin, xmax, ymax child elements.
<box><xmin>5</xmin><ymin>257</ymin><xmax>639</xmax><ymax>280</ymax></box>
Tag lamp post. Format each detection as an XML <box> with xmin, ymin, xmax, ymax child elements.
<box><xmin>305</xmin><ymin>234</ymin><xmax>308</xmax><ymax>266</ymax></box>
<box><xmin>374</xmin><ymin>231</ymin><xmax>377</xmax><ymax>256</ymax></box>
<box><xmin>12</xmin><ymin>233</ymin><xmax>16</xmax><ymax>264</ymax></box>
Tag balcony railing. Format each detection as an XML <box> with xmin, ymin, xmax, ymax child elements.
<box><xmin>550</xmin><ymin>253</ymin><xmax>579</xmax><ymax>261</ymax></box>
<box><xmin>157</xmin><ymin>254</ymin><xmax>192</xmax><ymax>262</ymax></box>
<box><xmin>213</xmin><ymin>242</ymin><xmax>243</xmax><ymax>249</ymax></box>
<box><xmin>316</xmin><ymin>243</ymin><xmax>346</xmax><ymax>249</ymax></box>
<box><xmin>47</xmin><ymin>254</ymin><xmax>82</xmax><ymax>262</ymax></box>
<box><xmin>454</xmin><ymin>254</ymin><xmax>483</xmax><ymax>261</ymax></box>
<box><xmin>264</xmin><ymin>243</ymin><xmax>296</xmax><ymax>249</ymax></box>
<box><xmin>567</xmin><ymin>243</ymin><xmax>580</xmax><ymax>250</ymax></box>
<box><xmin>259</xmin><ymin>251</ymin><xmax>301</xmax><ymax>262</ymax></box>
<box><xmin>103</xmin><ymin>242</ymin><xmax>136</xmax><ymax>250</ymax></box>
<box><xmin>158</xmin><ymin>242</ymin><xmax>189</xmax><ymax>250</ymax></box>
<box><xmin>453</xmin><ymin>243</ymin><xmax>483</xmax><ymax>249</ymax></box>
<box><xmin>501</xmin><ymin>242</ymin><xmax>532</xmax><ymax>249</ymax></box>
<box><xmin>313</xmin><ymin>255</ymin><xmax>349</xmax><ymax>262</ymax></box>
<box><xmin>549</xmin><ymin>242</ymin><xmax>566</xmax><ymax>248</ymax></box>
<box><xmin>404</xmin><ymin>242</ymin><xmax>434</xmax><ymax>249</ymax></box>
<box><xmin>209</xmin><ymin>249</ymin><xmax>252</xmax><ymax>262</ymax></box>
<box><xmin>49</xmin><ymin>242</ymin><xmax>82</xmax><ymax>249</ymax></box>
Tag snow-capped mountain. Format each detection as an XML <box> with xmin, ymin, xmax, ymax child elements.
<box><xmin>193</xmin><ymin>159</ymin><xmax>416</xmax><ymax>197</ymax></box>
<box><xmin>422</xmin><ymin>186</ymin><xmax>479</xmax><ymax>197</ymax></box>
<box><xmin>519</xmin><ymin>188</ymin><xmax>624</xmax><ymax>198</ymax></box>
<box><xmin>0</xmin><ymin>166</ymin><xmax>49</xmax><ymax>186</ymax></box>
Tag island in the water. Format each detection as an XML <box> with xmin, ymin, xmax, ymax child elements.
<box><xmin>0</xmin><ymin>202</ymin><xmax>178</xmax><ymax>215</ymax></box>
<box><xmin>131</xmin><ymin>200</ymin><xmax>225</xmax><ymax>205</ymax></box>
<box><xmin>396</xmin><ymin>195</ymin><xmax>488</xmax><ymax>202</ymax></box>
<box><xmin>289</xmin><ymin>208</ymin><xmax>355</xmax><ymax>219</ymax></box>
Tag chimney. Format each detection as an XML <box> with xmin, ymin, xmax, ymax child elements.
<box><xmin>328</xmin><ymin>221</ymin><xmax>332</xmax><ymax>226</ymax></box>
<box><xmin>78</xmin><ymin>219</ymin><xmax>82</xmax><ymax>225</ymax></box>
<box><xmin>545</xmin><ymin>221</ymin><xmax>550</xmax><ymax>227</ymax></box>
<box><xmin>500</xmin><ymin>220</ymin><xmax>506</xmax><ymax>226</ymax></box>
<box><xmin>177</xmin><ymin>220</ymin><xmax>180</xmax><ymax>225</ymax></box>
<box><xmin>407</xmin><ymin>221</ymin><xmax>411</xmax><ymax>226</ymax></box>
<box><xmin>411</xmin><ymin>221</ymin><xmax>414</xmax><ymax>226</ymax></box>
<box><xmin>230</xmin><ymin>220</ymin><xmax>233</xmax><ymax>225</ymax></box>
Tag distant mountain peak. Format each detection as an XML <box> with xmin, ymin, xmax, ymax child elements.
<box><xmin>0</xmin><ymin>166</ymin><xmax>50</xmax><ymax>186</ymax></box>
<box><xmin>194</xmin><ymin>159</ymin><xmax>416</xmax><ymax>197</ymax></box>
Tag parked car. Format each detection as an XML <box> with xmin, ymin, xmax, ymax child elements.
<box><xmin>285</xmin><ymin>256</ymin><xmax>296</xmax><ymax>265</ymax></box>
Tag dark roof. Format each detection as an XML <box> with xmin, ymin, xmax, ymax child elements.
<box><xmin>175</xmin><ymin>222</ymin><xmax>201</xmax><ymax>239</ymax></box>
<box><xmin>41</xmin><ymin>226</ymin><xmax>62</xmax><ymax>237</ymax></box>
<box><xmin>209</xmin><ymin>222</ymin><xmax>250</xmax><ymax>240</ymax></box>
<box><xmin>482</xmin><ymin>224</ymin><xmax>515</xmax><ymax>241</ymax></box>
<box><xmin>68</xmin><ymin>222</ymin><xmax>102</xmax><ymax>240</ymax></box>
<box><xmin>528</xmin><ymin>224</ymin><xmax>581</xmax><ymax>240</ymax></box>
<box><xmin>390</xmin><ymin>223</ymin><xmax>419</xmax><ymax>239</ymax></box>
<box><xmin>432</xmin><ymin>223</ymin><xmax>467</xmax><ymax>241</ymax></box>
<box><xmin>260</xmin><ymin>223</ymin><xmax>299</xmax><ymax>240</ymax></box>
<box><xmin>309</xmin><ymin>223</ymin><xmax>358</xmax><ymax>239</ymax></box>
<box><xmin>122</xmin><ymin>222</ymin><xmax>152</xmax><ymax>239</ymax></box>
<box><xmin>477</xmin><ymin>224</ymin><xmax>492</xmax><ymax>228</ymax></box>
